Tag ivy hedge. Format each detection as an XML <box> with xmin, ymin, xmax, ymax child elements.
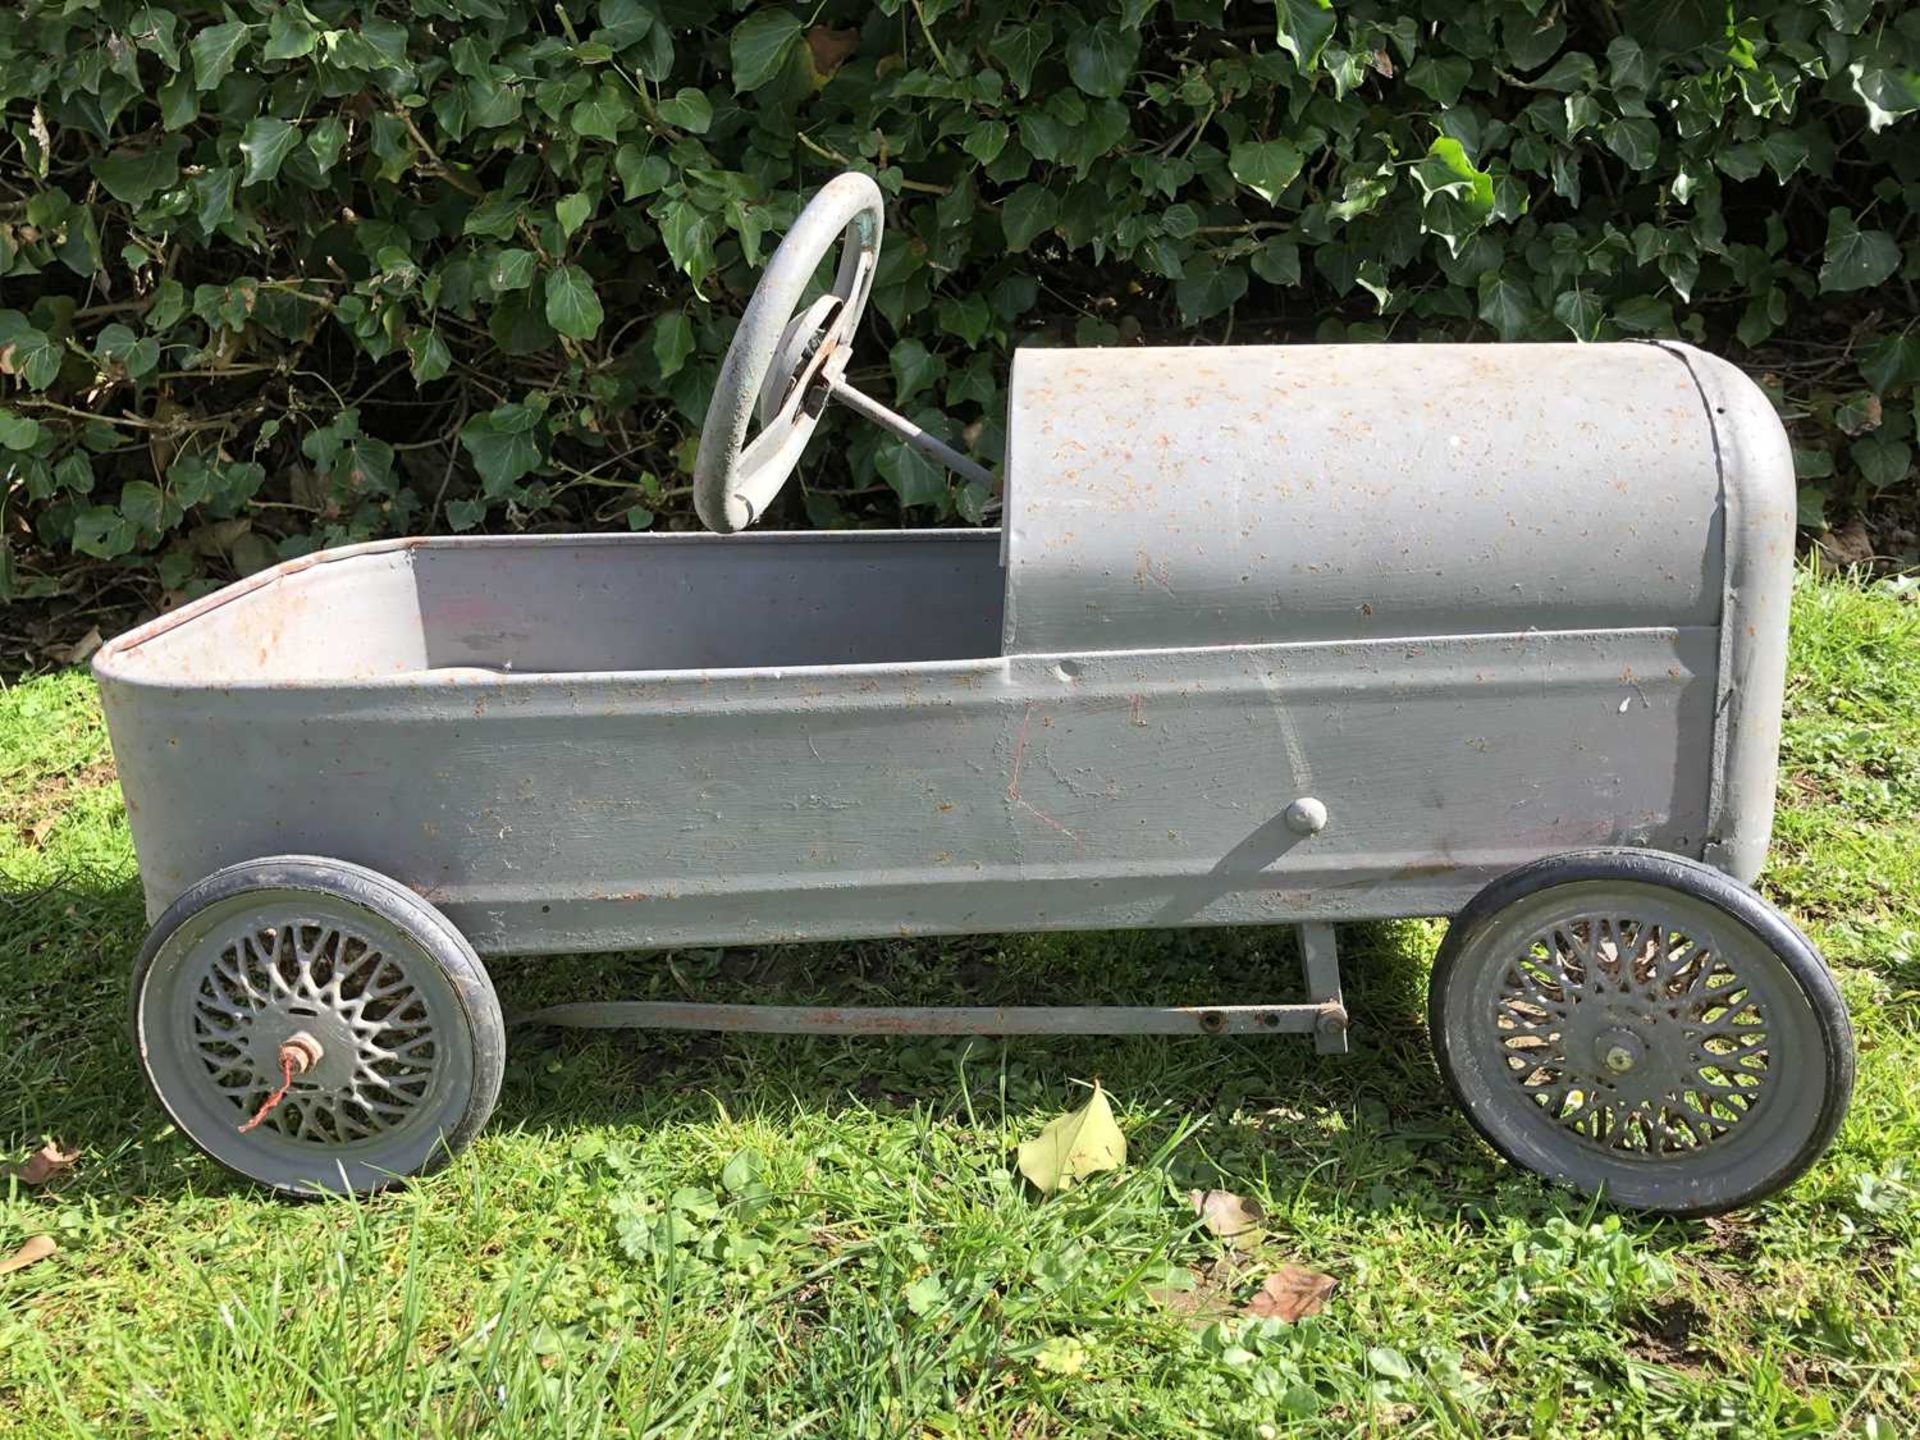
<box><xmin>2</xmin><ymin>0</ymin><xmax>1918</xmax><ymax>606</ymax></box>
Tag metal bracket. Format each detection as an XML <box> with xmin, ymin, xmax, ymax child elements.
<box><xmin>1298</xmin><ymin>920</ymin><xmax>1349</xmax><ymax>1054</ymax></box>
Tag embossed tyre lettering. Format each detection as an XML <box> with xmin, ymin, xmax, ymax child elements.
<box><xmin>133</xmin><ymin>856</ymin><xmax>504</xmax><ymax>1196</ymax></box>
<box><xmin>1430</xmin><ymin>849</ymin><xmax>1852</xmax><ymax>1216</ymax></box>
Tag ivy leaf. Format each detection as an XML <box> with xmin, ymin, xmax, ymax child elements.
<box><xmin>1066</xmin><ymin>19</ymin><xmax>1140</xmax><ymax>98</ymax></box>
<box><xmin>1852</xmin><ymin>435</ymin><xmax>1912</xmax><ymax>491</ymax></box>
<box><xmin>1477</xmin><ymin>272</ymin><xmax>1537</xmax><ymax>340</ymax></box>
<box><xmin>652</xmin><ymin>311</ymin><xmax>694</xmax><ymax>378</ymax></box>
<box><xmin>730</xmin><ymin>10</ymin><xmax>803</xmax><ymax>92</ymax></box>
<box><xmin>190</xmin><ymin>20</ymin><xmax>250</xmax><ymax>91</ymax></box>
<box><xmin>989</xmin><ymin>19</ymin><xmax>1053</xmax><ymax>97</ymax></box>
<box><xmin>460</xmin><ymin>406</ymin><xmax>546</xmax><ymax>494</ymax></box>
<box><xmin>0</xmin><ymin>311</ymin><xmax>63</xmax><ymax>391</ymax></box>
<box><xmin>0</xmin><ymin>409</ymin><xmax>41</xmax><ymax>451</ymax></box>
<box><xmin>307</xmin><ymin>117</ymin><xmax>347</xmax><ymax>173</ymax></box>
<box><xmin>1848</xmin><ymin>60</ymin><xmax>1920</xmax><ymax>132</ymax></box>
<box><xmin>937</xmin><ymin>293</ymin><xmax>993</xmax><ymax>345</ymax></box>
<box><xmin>889</xmin><ymin>338</ymin><xmax>944</xmax><ymax>403</ymax></box>
<box><xmin>263</xmin><ymin>7</ymin><xmax>317</xmax><ymax>61</ymax></box>
<box><xmin>615</xmin><ymin>145</ymin><xmax>673</xmax><ymax>198</ymax></box>
<box><xmin>570</xmin><ymin>82</ymin><xmax>634</xmax><ymax>142</ymax></box>
<box><xmin>1000</xmin><ymin>184</ymin><xmax>1059</xmax><ymax>252</ymax></box>
<box><xmin>489</xmin><ymin>248</ymin><xmax>537</xmax><ymax>292</ymax></box>
<box><xmin>1604</xmin><ymin>117</ymin><xmax>1660</xmax><ymax>170</ymax></box>
<box><xmin>92</xmin><ymin>138</ymin><xmax>183</xmax><ymax>207</ymax></box>
<box><xmin>1407</xmin><ymin>56</ymin><xmax>1472</xmax><ymax>106</ymax></box>
<box><xmin>1228</xmin><ymin>139</ymin><xmax>1304</xmax><ymax>204</ymax></box>
<box><xmin>1273</xmin><ymin>0</ymin><xmax>1336</xmax><ymax>71</ymax></box>
<box><xmin>1552</xmin><ymin>288</ymin><xmax>1605</xmax><ymax>341</ymax></box>
<box><xmin>659</xmin><ymin>199</ymin><xmax>717</xmax><ymax>283</ymax></box>
<box><xmin>544</xmin><ymin>264</ymin><xmax>605</xmax><ymax>339</ymax></box>
<box><xmin>1174</xmin><ymin>256</ymin><xmax>1248</xmax><ymax>323</ymax></box>
<box><xmin>407</xmin><ymin>327</ymin><xmax>452</xmax><ymax>383</ymax></box>
<box><xmin>555</xmin><ymin>192</ymin><xmax>593</xmax><ymax>238</ymax></box>
<box><xmin>656</xmin><ymin>88</ymin><xmax>712</xmax><ymax>133</ymax></box>
<box><xmin>875</xmin><ymin>438</ymin><xmax>946</xmax><ymax>509</ymax></box>
<box><xmin>962</xmin><ymin>121</ymin><xmax>1009</xmax><ymax>165</ymax></box>
<box><xmin>240</xmin><ymin>117</ymin><xmax>300</xmax><ymax>186</ymax></box>
<box><xmin>1819</xmin><ymin>207</ymin><xmax>1900</xmax><ymax>293</ymax></box>
<box><xmin>1411</xmin><ymin>136</ymin><xmax>1494</xmax><ymax>256</ymax></box>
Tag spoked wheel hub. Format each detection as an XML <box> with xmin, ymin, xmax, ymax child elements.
<box><xmin>134</xmin><ymin>857</ymin><xmax>503</xmax><ymax>1195</ymax></box>
<box><xmin>195</xmin><ymin>916</ymin><xmax>446</xmax><ymax>1144</ymax></box>
<box><xmin>1492</xmin><ymin>910</ymin><xmax>1773</xmax><ymax>1157</ymax></box>
<box><xmin>1431</xmin><ymin>850</ymin><xmax>1852</xmax><ymax>1216</ymax></box>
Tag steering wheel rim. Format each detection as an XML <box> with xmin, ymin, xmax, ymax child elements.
<box><xmin>693</xmin><ymin>172</ymin><xmax>885</xmax><ymax>534</ymax></box>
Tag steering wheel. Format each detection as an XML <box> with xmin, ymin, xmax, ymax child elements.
<box><xmin>693</xmin><ymin>172</ymin><xmax>884</xmax><ymax>534</ymax></box>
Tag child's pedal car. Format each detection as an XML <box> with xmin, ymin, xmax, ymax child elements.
<box><xmin>98</xmin><ymin>173</ymin><xmax>1850</xmax><ymax>1211</ymax></box>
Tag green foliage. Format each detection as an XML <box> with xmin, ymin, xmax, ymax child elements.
<box><xmin>1</xmin><ymin>0</ymin><xmax>1918</xmax><ymax>603</ymax></box>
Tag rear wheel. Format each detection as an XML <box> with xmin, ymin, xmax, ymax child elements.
<box><xmin>133</xmin><ymin>856</ymin><xmax>504</xmax><ymax>1196</ymax></box>
<box><xmin>1429</xmin><ymin>849</ymin><xmax>1852</xmax><ymax>1216</ymax></box>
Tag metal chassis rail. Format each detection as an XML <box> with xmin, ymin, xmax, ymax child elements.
<box><xmin>515</xmin><ymin>923</ymin><xmax>1351</xmax><ymax>1054</ymax></box>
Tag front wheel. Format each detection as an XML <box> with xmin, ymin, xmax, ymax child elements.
<box><xmin>1429</xmin><ymin>849</ymin><xmax>1852</xmax><ymax>1217</ymax></box>
<box><xmin>133</xmin><ymin>856</ymin><xmax>504</xmax><ymax>1196</ymax></box>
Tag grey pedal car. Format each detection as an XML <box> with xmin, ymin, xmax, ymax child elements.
<box><xmin>96</xmin><ymin>173</ymin><xmax>1851</xmax><ymax>1211</ymax></box>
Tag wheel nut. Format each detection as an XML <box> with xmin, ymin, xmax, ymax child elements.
<box><xmin>279</xmin><ymin>1031</ymin><xmax>323</xmax><ymax>1076</ymax></box>
<box><xmin>1603</xmin><ymin>1044</ymin><xmax>1636</xmax><ymax>1074</ymax></box>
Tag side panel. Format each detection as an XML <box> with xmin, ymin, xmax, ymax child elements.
<box><xmin>102</xmin><ymin>627</ymin><xmax>1717</xmax><ymax>952</ymax></box>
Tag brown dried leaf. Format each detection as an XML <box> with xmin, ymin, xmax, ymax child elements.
<box><xmin>806</xmin><ymin>26</ymin><xmax>859</xmax><ymax>82</ymax></box>
<box><xmin>1816</xmin><ymin>518</ymin><xmax>1875</xmax><ymax>568</ymax></box>
<box><xmin>27</xmin><ymin>815</ymin><xmax>57</xmax><ymax>849</ymax></box>
<box><xmin>1243</xmin><ymin>1264</ymin><xmax>1337</xmax><ymax>1322</ymax></box>
<box><xmin>1189</xmin><ymin>1188</ymin><xmax>1264</xmax><ymax>1247</ymax></box>
<box><xmin>0</xmin><ymin>1234</ymin><xmax>57</xmax><ymax>1275</ymax></box>
<box><xmin>7</xmin><ymin>1141</ymin><xmax>78</xmax><ymax>1185</ymax></box>
<box><xmin>45</xmin><ymin>625</ymin><xmax>102</xmax><ymax>667</ymax></box>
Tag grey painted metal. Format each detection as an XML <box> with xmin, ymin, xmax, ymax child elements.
<box><xmin>97</xmin><ymin>552</ymin><xmax>1722</xmax><ymax>952</ymax></box>
<box><xmin>1653</xmin><ymin>344</ymin><xmax>1795</xmax><ymax>883</ymax></box>
<box><xmin>1299</xmin><ymin>921</ymin><xmax>1348</xmax><ymax>1055</ymax></box>
<box><xmin>1000</xmin><ymin>341</ymin><xmax>1793</xmax><ymax>884</ymax></box>
<box><xmin>99</xmin><ymin>337</ymin><xmax>1794</xmax><ymax>1054</ymax></box>
<box><xmin>513</xmin><ymin>999</ymin><xmax>1343</xmax><ymax>1036</ymax></box>
<box><xmin>695</xmin><ymin>172</ymin><xmax>884</xmax><ymax>534</ymax></box>
<box><xmin>823</xmin><ymin>372</ymin><xmax>996</xmax><ymax>489</ymax></box>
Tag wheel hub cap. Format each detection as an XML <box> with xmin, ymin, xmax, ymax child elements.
<box><xmin>188</xmin><ymin>918</ymin><xmax>445</xmax><ymax>1146</ymax></box>
<box><xmin>1493</xmin><ymin>911</ymin><xmax>1772</xmax><ymax>1155</ymax></box>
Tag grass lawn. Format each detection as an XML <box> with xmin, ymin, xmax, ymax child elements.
<box><xmin>1</xmin><ymin>570</ymin><xmax>1915</xmax><ymax>1437</ymax></box>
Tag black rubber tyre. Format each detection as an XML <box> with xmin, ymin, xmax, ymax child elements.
<box><xmin>1429</xmin><ymin>848</ymin><xmax>1852</xmax><ymax>1217</ymax></box>
<box><xmin>132</xmin><ymin>855</ymin><xmax>504</xmax><ymax>1196</ymax></box>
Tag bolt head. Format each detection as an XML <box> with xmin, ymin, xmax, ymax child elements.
<box><xmin>1603</xmin><ymin>1044</ymin><xmax>1636</xmax><ymax>1074</ymax></box>
<box><xmin>1284</xmin><ymin>796</ymin><xmax>1329</xmax><ymax>836</ymax></box>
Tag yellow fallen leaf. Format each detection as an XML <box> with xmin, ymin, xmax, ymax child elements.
<box><xmin>0</xmin><ymin>1235</ymin><xmax>56</xmax><ymax>1276</ymax></box>
<box><xmin>1017</xmin><ymin>1081</ymin><xmax>1126</xmax><ymax>1194</ymax></box>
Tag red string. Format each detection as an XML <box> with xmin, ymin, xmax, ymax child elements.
<box><xmin>238</xmin><ymin>1051</ymin><xmax>298</xmax><ymax>1134</ymax></box>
